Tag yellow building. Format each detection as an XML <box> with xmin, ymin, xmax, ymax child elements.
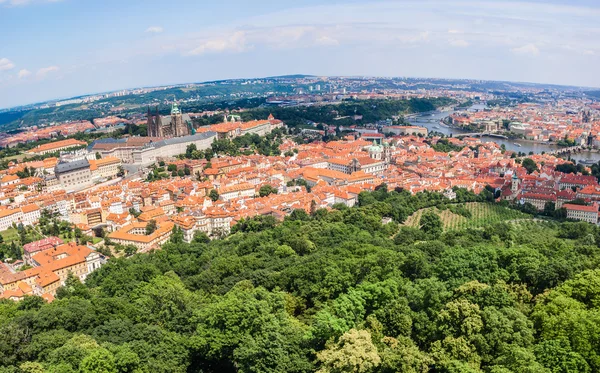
<box><xmin>108</xmin><ymin>220</ymin><xmax>174</xmax><ymax>252</ymax></box>
<box><xmin>89</xmin><ymin>156</ymin><xmax>122</xmax><ymax>179</ymax></box>
<box><xmin>0</xmin><ymin>243</ymin><xmax>105</xmax><ymax>299</ymax></box>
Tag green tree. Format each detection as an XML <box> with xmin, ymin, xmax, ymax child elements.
<box><xmin>379</xmin><ymin>337</ymin><xmax>433</xmax><ymax>373</ymax></box>
<box><xmin>259</xmin><ymin>184</ymin><xmax>278</xmax><ymax>197</ymax></box>
<box><xmin>316</xmin><ymin>329</ymin><xmax>381</xmax><ymax>373</ymax></box>
<box><xmin>419</xmin><ymin>211</ymin><xmax>442</xmax><ymax>237</ymax></box>
<box><xmin>170</xmin><ymin>226</ymin><xmax>184</xmax><ymax>244</ymax></box>
<box><xmin>145</xmin><ymin>220</ymin><xmax>157</xmax><ymax>235</ymax></box>
<box><xmin>522</xmin><ymin>158</ymin><xmax>538</xmax><ymax>174</ymax></box>
<box><xmin>19</xmin><ymin>362</ymin><xmax>45</xmax><ymax>373</ymax></box>
<box><xmin>191</xmin><ymin>282</ymin><xmax>311</xmax><ymax>372</ymax></box>
<box><xmin>192</xmin><ymin>230</ymin><xmax>211</xmax><ymax>243</ymax></box>
<box><xmin>132</xmin><ymin>272</ymin><xmax>198</xmax><ymax>333</ymax></box>
<box><xmin>209</xmin><ymin>189</ymin><xmax>219</xmax><ymax>202</ymax></box>
<box><xmin>185</xmin><ymin>143</ymin><xmax>197</xmax><ymax>158</ymax></box>
<box><xmin>56</xmin><ymin>273</ymin><xmax>91</xmax><ymax>299</ymax></box>
<box><xmin>47</xmin><ymin>334</ymin><xmax>101</xmax><ymax>371</ymax></box>
<box><xmin>80</xmin><ymin>349</ymin><xmax>117</xmax><ymax>373</ymax></box>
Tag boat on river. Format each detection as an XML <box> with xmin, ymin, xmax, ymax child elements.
<box><xmin>513</xmin><ymin>143</ymin><xmax>522</xmax><ymax>147</ymax></box>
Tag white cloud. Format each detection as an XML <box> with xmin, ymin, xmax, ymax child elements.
<box><xmin>0</xmin><ymin>0</ymin><xmax>62</xmax><ymax>6</ymax></box>
<box><xmin>447</xmin><ymin>29</ymin><xmax>462</xmax><ymax>34</ymax></box>
<box><xmin>17</xmin><ymin>69</ymin><xmax>31</xmax><ymax>78</ymax></box>
<box><xmin>0</xmin><ymin>58</ymin><xmax>15</xmax><ymax>71</ymax></box>
<box><xmin>251</xmin><ymin>26</ymin><xmax>316</xmax><ymax>49</ymax></box>
<box><xmin>145</xmin><ymin>26</ymin><xmax>164</xmax><ymax>34</ymax></box>
<box><xmin>511</xmin><ymin>43</ymin><xmax>540</xmax><ymax>56</ymax></box>
<box><xmin>36</xmin><ymin>65</ymin><xmax>59</xmax><ymax>78</ymax></box>
<box><xmin>188</xmin><ymin>31</ymin><xmax>248</xmax><ymax>55</ymax></box>
<box><xmin>397</xmin><ymin>31</ymin><xmax>430</xmax><ymax>44</ymax></box>
<box><xmin>315</xmin><ymin>36</ymin><xmax>339</xmax><ymax>46</ymax></box>
<box><xmin>449</xmin><ymin>39</ymin><xmax>470</xmax><ymax>48</ymax></box>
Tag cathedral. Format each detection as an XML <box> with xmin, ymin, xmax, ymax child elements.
<box><xmin>147</xmin><ymin>103</ymin><xmax>193</xmax><ymax>138</ymax></box>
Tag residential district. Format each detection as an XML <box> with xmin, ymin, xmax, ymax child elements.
<box><xmin>1</xmin><ymin>93</ymin><xmax>600</xmax><ymax>302</ymax></box>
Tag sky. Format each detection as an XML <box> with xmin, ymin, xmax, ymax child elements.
<box><xmin>1</xmin><ymin>0</ymin><xmax>600</xmax><ymax>108</ymax></box>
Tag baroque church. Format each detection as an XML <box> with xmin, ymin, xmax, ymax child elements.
<box><xmin>147</xmin><ymin>102</ymin><xmax>193</xmax><ymax>138</ymax></box>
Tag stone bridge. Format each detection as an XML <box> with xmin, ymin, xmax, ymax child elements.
<box><xmin>545</xmin><ymin>145</ymin><xmax>586</xmax><ymax>155</ymax></box>
<box><xmin>454</xmin><ymin>132</ymin><xmax>509</xmax><ymax>139</ymax></box>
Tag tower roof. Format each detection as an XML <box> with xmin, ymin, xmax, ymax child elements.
<box><xmin>171</xmin><ymin>102</ymin><xmax>181</xmax><ymax>115</ymax></box>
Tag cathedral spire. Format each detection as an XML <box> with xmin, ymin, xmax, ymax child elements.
<box><xmin>171</xmin><ymin>101</ymin><xmax>180</xmax><ymax>115</ymax></box>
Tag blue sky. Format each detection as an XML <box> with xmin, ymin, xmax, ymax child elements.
<box><xmin>1</xmin><ymin>0</ymin><xmax>599</xmax><ymax>108</ymax></box>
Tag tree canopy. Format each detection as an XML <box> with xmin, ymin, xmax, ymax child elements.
<box><xmin>1</xmin><ymin>188</ymin><xmax>600</xmax><ymax>372</ymax></box>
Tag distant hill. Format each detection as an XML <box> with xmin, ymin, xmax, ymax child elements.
<box><xmin>0</xmin><ymin>110</ymin><xmax>28</xmax><ymax>127</ymax></box>
<box><xmin>265</xmin><ymin>74</ymin><xmax>316</xmax><ymax>79</ymax></box>
<box><xmin>585</xmin><ymin>91</ymin><xmax>600</xmax><ymax>99</ymax></box>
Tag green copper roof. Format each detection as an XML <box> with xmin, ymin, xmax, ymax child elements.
<box><xmin>171</xmin><ymin>102</ymin><xmax>180</xmax><ymax>115</ymax></box>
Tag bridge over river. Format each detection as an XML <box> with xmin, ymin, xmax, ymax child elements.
<box><xmin>407</xmin><ymin>108</ymin><xmax>600</xmax><ymax>163</ymax></box>
<box><xmin>454</xmin><ymin>132</ymin><xmax>509</xmax><ymax>139</ymax></box>
<box><xmin>545</xmin><ymin>145</ymin><xmax>586</xmax><ymax>156</ymax></box>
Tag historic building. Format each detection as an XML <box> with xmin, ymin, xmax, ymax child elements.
<box><xmin>147</xmin><ymin>102</ymin><xmax>193</xmax><ymax>138</ymax></box>
<box><xmin>54</xmin><ymin>159</ymin><xmax>92</xmax><ymax>192</ymax></box>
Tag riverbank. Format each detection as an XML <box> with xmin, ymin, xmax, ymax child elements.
<box><xmin>441</xmin><ymin>120</ymin><xmax>593</xmax><ymax>148</ymax></box>
<box><xmin>410</xmin><ymin>109</ymin><xmax>600</xmax><ymax>163</ymax></box>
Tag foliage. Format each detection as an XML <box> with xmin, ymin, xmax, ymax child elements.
<box><xmin>522</xmin><ymin>158</ymin><xmax>538</xmax><ymax>174</ymax></box>
<box><xmin>316</xmin><ymin>329</ymin><xmax>381</xmax><ymax>373</ymax></box>
<box><xmin>241</xmin><ymin>98</ymin><xmax>453</xmax><ymax>128</ymax></box>
<box><xmin>209</xmin><ymin>190</ymin><xmax>219</xmax><ymax>202</ymax></box>
<box><xmin>145</xmin><ymin>220</ymin><xmax>157</xmax><ymax>235</ymax></box>
<box><xmin>1</xmin><ymin>189</ymin><xmax>600</xmax><ymax>372</ymax></box>
<box><xmin>430</xmin><ymin>138</ymin><xmax>465</xmax><ymax>153</ymax></box>
<box><xmin>259</xmin><ymin>185</ymin><xmax>278</xmax><ymax>197</ymax></box>
<box><xmin>555</xmin><ymin>162</ymin><xmax>589</xmax><ymax>176</ymax></box>
<box><xmin>404</xmin><ymin>202</ymin><xmax>531</xmax><ymax>231</ymax></box>
<box><xmin>419</xmin><ymin>211</ymin><xmax>442</xmax><ymax>238</ymax></box>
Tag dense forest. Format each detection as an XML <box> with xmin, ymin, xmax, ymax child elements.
<box><xmin>1</xmin><ymin>188</ymin><xmax>600</xmax><ymax>372</ymax></box>
<box><xmin>0</xmin><ymin>82</ymin><xmax>293</xmax><ymax>130</ymax></box>
<box><xmin>1</xmin><ymin>94</ymin><xmax>450</xmax><ymax>133</ymax></box>
<box><xmin>240</xmin><ymin>98</ymin><xmax>454</xmax><ymax>128</ymax></box>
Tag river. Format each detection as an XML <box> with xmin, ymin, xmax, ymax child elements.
<box><xmin>408</xmin><ymin>107</ymin><xmax>600</xmax><ymax>164</ymax></box>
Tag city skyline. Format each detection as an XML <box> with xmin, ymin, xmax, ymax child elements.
<box><xmin>1</xmin><ymin>0</ymin><xmax>600</xmax><ymax>107</ymax></box>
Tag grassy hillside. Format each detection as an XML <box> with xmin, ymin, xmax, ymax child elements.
<box><xmin>404</xmin><ymin>202</ymin><xmax>532</xmax><ymax>230</ymax></box>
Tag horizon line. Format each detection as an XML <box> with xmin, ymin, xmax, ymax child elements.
<box><xmin>2</xmin><ymin>74</ymin><xmax>598</xmax><ymax>111</ymax></box>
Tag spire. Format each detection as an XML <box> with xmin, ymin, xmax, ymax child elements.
<box><xmin>171</xmin><ymin>101</ymin><xmax>180</xmax><ymax>115</ymax></box>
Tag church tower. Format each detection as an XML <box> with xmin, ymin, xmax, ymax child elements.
<box><xmin>511</xmin><ymin>173</ymin><xmax>519</xmax><ymax>194</ymax></box>
<box><xmin>170</xmin><ymin>102</ymin><xmax>184</xmax><ymax>137</ymax></box>
<box><xmin>147</xmin><ymin>106</ymin><xmax>160</xmax><ymax>137</ymax></box>
<box><xmin>383</xmin><ymin>141</ymin><xmax>392</xmax><ymax>165</ymax></box>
